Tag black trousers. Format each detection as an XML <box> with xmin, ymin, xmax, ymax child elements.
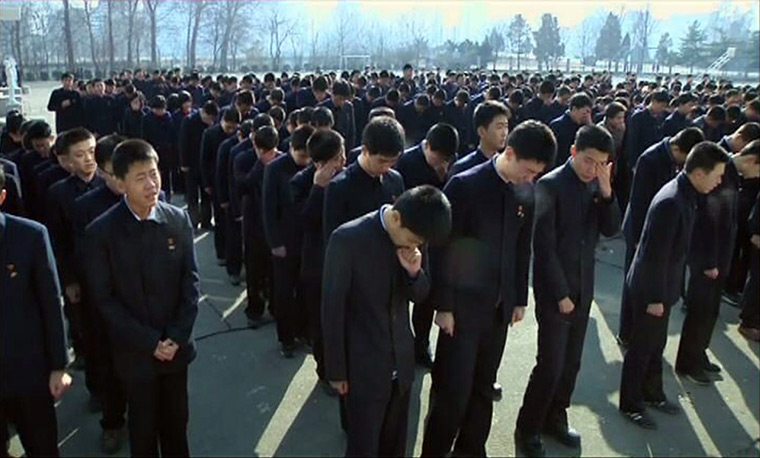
<box><xmin>0</xmin><ymin>395</ymin><xmax>59</xmax><ymax>457</ymax></box>
<box><xmin>159</xmin><ymin>163</ymin><xmax>173</xmax><ymax>203</ymax></box>
<box><xmin>726</xmin><ymin>221</ymin><xmax>753</xmax><ymax>295</ymax></box>
<box><xmin>739</xmin><ymin>247</ymin><xmax>759</xmax><ymax>328</ymax></box>
<box><xmin>676</xmin><ymin>270</ymin><xmax>724</xmax><ymax>372</ymax></box>
<box><xmin>517</xmin><ymin>302</ymin><xmax>591</xmax><ymax>434</ymax></box>
<box><xmin>422</xmin><ymin>308</ymin><xmax>508</xmax><ymax>457</ymax></box>
<box><xmin>63</xmin><ymin>296</ymin><xmax>86</xmax><ymax>360</ymax></box>
<box><xmin>184</xmin><ymin>168</ymin><xmax>211</xmax><ymax>229</ymax></box>
<box><xmin>412</xmin><ymin>299</ymin><xmax>435</xmax><ymax>350</ymax></box>
<box><xmin>243</xmin><ymin>227</ymin><xmax>272</xmax><ymax>320</ymax></box>
<box><xmin>272</xmin><ymin>254</ymin><xmax>302</xmax><ymax>345</ymax></box>
<box><xmin>83</xmin><ymin>302</ymin><xmax>127</xmax><ymax>429</ymax></box>
<box><xmin>225</xmin><ymin>213</ymin><xmax>243</xmax><ymax>277</ymax></box>
<box><xmin>346</xmin><ymin>381</ymin><xmax>410</xmax><ymax>457</ymax></box>
<box><xmin>619</xmin><ymin>297</ymin><xmax>671</xmax><ymax>413</ymax></box>
<box><xmin>618</xmin><ymin>242</ymin><xmax>636</xmax><ymax>343</ymax></box>
<box><xmin>210</xmin><ymin>195</ymin><xmax>226</xmax><ymax>262</ymax></box>
<box><xmin>123</xmin><ymin>369</ymin><xmax>189</xmax><ymax>457</ymax></box>
<box><xmin>303</xmin><ymin>279</ymin><xmax>325</xmax><ymax>379</ymax></box>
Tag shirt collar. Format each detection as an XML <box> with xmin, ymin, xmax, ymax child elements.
<box><xmin>124</xmin><ymin>196</ymin><xmax>159</xmax><ymax>222</ymax></box>
<box><xmin>379</xmin><ymin>205</ymin><xmax>391</xmax><ymax>233</ymax></box>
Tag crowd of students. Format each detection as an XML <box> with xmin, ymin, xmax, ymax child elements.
<box><xmin>0</xmin><ymin>63</ymin><xmax>758</xmax><ymax>457</ymax></box>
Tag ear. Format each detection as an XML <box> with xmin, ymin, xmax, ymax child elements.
<box><xmin>570</xmin><ymin>144</ymin><xmax>577</xmax><ymax>158</ymax></box>
<box><xmin>115</xmin><ymin>178</ymin><xmax>127</xmax><ymax>195</ymax></box>
<box><xmin>0</xmin><ymin>189</ymin><xmax>6</xmax><ymax>208</ymax></box>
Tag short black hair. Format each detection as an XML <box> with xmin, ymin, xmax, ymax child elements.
<box><xmin>149</xmin><ymin>95</ymin><xmax>167</xmax><ymax>109</ymax></box>
<box><xmin>362</xmin><ymin>117</ymin><xmax>405</xmax><ymax>157</ymax></box>
<box><xmin>605</xmin><ymin>101</ymin><xmax>627</xmax><ymax>119</ymax></box>
<box><xmin>684</xmin><ymin>141</ymin><xmax>730</xmax><ymax>174</ymax></box>
<box><xmin>236</xmin><ymin>90</ymin><xmax>255</xmax><ymax>107</ymax></box>
<box><xmin>252</xmin><ymin>113</ymin><xmax>275</xmax><ymax>130</ymax></box>
<box><xmin>201</xmin><ymin>100</ymin><xmax>220</xmax><ymax>117</ymax></box>
<box><xmin>112</xmin><ymin>139</ymin><xmax>159</xmax><ymax>179</ymax></box>
<box><xmin>569</xmin><ymin>93</ymin><xmax>593</xmax><ymax>111</ymax></box>
<box><xmin>473</xmin><ymin>100</ymin><xmax>509</xmax><ymax>131</ymax></box>
<box><xmin>5</xmin><ymin>110</ymin><xmax>24</xmax><ymax>134</ymax></box>
<box><xmin>238</xmin><ymin>119</ymin><xmax>255</xmax><ymax>138</ymax></box>
<box><xmin>58</xmin><ymin>128</ymin><xmax>95</xmax><ymax>156</ymax></box>
<box><xmin>297</xmin><ymin>107</ymin><xmax>314</xmax><ymax>125</ymax></box>
<box><xmin>736</xmin><ymin>122</ymin><xmax>760</xmax><ymax>143</ymax></box>
<box><xmin>706</xmin><ymin>105</ymin><xmax>727</xmax><ymax>121</ymax></box>
<box><xmin>425</xmin><ymin>123</ymin><xmax>459</xmax><ymax>160</ymax></box>
<box><xmin>574</xmin><ymin>125</ymin><xmax>614</xmax><ymax>155</ymax></box>
<box><xmin>222</xmin><ymin>107</ymin><xmax>241</xmax><ymax>124</ymax></box>
<box><xmin>312</xmin><ymin>107</ymin><xmax>335</xmax><ymax>128</ymax></box>
<box><xmin>0</xmin><ymin>168</ymin><xmax>5</xmax><ymax>191</ymax></box>
<box><xmin>676</xmin><ymin>92</ymin><xmax>698</xmax><ymax>105</ymax></box>
<box><xmin>268</xmin><ymin>106</ymin><xmax>286</xmax><ymax>125</ymax></box>
<box><xmin>650</xmin><ymin>89</ymin><xmax>670</xmax><ymax>104</ymax></box>
<box><xmin>313</xmin><ymin>76</ymin><xmax>328</xmax><ymax>92</ymax></box>
<box><xmin>333</xmin><ymin>80</ymin><xmax>351</xmax><ymax>97</ymax></box>
<box><xmin>392</xmin><ymin>185</ymin><xmax>452</xmax><ymax>244</ymax></box>
<box><xmin>670</xmin><ymin>127</ymin><xmax>705</xmax><ymax>152</ymax></box>
<box><xmin>291</xmin><ymin>125</ymin><xmax>315</xmax><ymax>151</ymax></box>
<box><xmin>368</xmin><ymin>106</ymin><xmax>396</xmax><ymax>120</ymax></box>
<box><xmin>254</xmin><ymin>126</ymin><xmax>279</xmax><ymax>150</ymax></box>
<box><xmin>26</xmin><ymin>120</ymin><xmax>53</xmax><ymax>142</ymax></box>
<box><xmin>739</xmin><ymin>139</ymin><xmax>759</xmax><ymax>160</ymax></box>
<box><xmin>307</xmin><ymin>128</ymin><xmax>344</xmax><ymax>163</ymax></box>
<box><xmin>539</xmin><ymin>80</ymin><xmax>555</xmax><ymax>95</ymax></box>
<box><xmin>507</xmin><ymin>120</ymin><xmax>557</xmax><ymax>165</ymax></box>
<box><xmin>95</xmin><ymin>134</ymin><xmax>127</xmax><ymax>168</ymax></box>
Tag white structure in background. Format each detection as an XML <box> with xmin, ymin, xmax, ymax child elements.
<box><xmin>706</xmin><ymin>47</ymin><xmax>736</xmax><ymax>75</ymax></box>
<box><xmin>1</xmin><ymin>0</ymin><xmax>24</xmax><ymax>116</ymax></box>
<box><xmin>3</xmin><ymin>57</ymin><xmax>22</xmax><ymax>113</ymax></box>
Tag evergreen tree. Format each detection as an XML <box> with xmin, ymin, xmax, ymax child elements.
<box><xmin>533</xmin><ymin>13</ymin><xmax>564</xmax><ymax>71</ymax></box>
<box><xmin>507</xmin><ymin>14</ymin><xmax>533</xmax><ymax>70</ymax></box>
<box><xmin>595</xmin><ymin>13</ymin><xmax>622</xmax><ymax>71</ymax></box>
<box><xmin>655</xmin><ymin>32</ymin><xmax>672</xmax><ymax>73</ymax></box>
<box><xmin>679</xmin><ymin>20</ymin><xmax>707</xmax><ymax>74</ymax></box>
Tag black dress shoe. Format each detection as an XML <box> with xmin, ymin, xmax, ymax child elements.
<box><xmin>514</xmin><ymin>429</ymin><xmax>545</xmax><ymax>458</ymax></box>
<box><xmin>414</xmin><ymin>345</ymin><xmax>435</xmax><ymax>369</ymax></box>
<box><xmin>703</xmin><ymin>360</ymin><xmax>721</xmax><ymax>374</ymax></box>
<box><xmin>544</xmin><ymin>422</ymin><xmax>581</xmax><ymax>448</ymax></box>
<box><xmin>281</xmin><ymin>343</ymin><xmax>296</xmax><ymax>359</ymax></box>
<box><xmin>492</xmin><ymin>382</ymin><xmax>503</xmax><ymax>401</ymax></box>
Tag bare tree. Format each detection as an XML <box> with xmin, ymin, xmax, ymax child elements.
<box><xmin>83</xmin><ymin>0</ymin><xmax>100</xmax><ymax>75</ymax></box>
<box><xmin>125</xmin><ymin>0</ymin><xmax>140</xmax><ymax>66</ymax></box>
<box><xmin>334</xmin><ymin>7</ymin><xmax>354</xmax><ymax>68</ymax></box>
<box><xmin>265</xmin><ymin>4</ymin><xmax>299</xmax><ymax>71</ymax></box>
<box><xmin>62</xmin><ymin>0</ymin><xmax>75</xmax><ymax>69</ymax></box>
<box><xmin>106</xmin><ymin>0</ymin><xmax>115</xmax><ymax>73</ymax></box>
<box><xmin>217</xmin><ymin>0</ymin><xmax>248</xmax><ymax>71</ymax></box>
<box><xmin>631</xmin><ymin>5</ymin><xmax>656</xmax><ymax>74</ymax></box>
<box><xmin>143</xmin><ymin>0</ymin><xmax>161</xmax><ymax>67</ymax></box>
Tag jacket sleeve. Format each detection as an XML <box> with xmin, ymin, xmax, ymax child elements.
<box><xmin>598</xmin><ymin>194</ymin><xmax>622</xmax><ymax>238</ymax></box>
<box><xmin>178</xmin><ymin>117</ymin><xmax>191</xmax><ymax>169</ymax></box>
<box><xmin>323</xmin><ymin>179</ymin><xmax>345</xmax><ymax>246</ymax></box>
<box><xmin>85</xmin><ymin>224</ymin><xmax>162</xmax><ymax>354</ymax></box>
<box><xmin>216</xmin><ymin>143</ymin><xmax>231</xmax><ymax>205</ymax></box>
<box><xmin>321</xmin><ymin>230</ymin><xmax>352</xmax><ymax>382</ymax></box>
<box><xmin>33</xmin><ymin>225</ymin><xmax>68</xmax><ymax>372</ymax></box>
<box><xmin>199</xmin><ymin>129</ymin><xmax>213</xmax><ymax>189</ymax></box>
<box><xmin>262</xmin><ymin>163</ymin><xmax>283</xmax><ymax>249</ymax></box>
<box><xmin>638</xmin><ymin>200</ymin><xmax>680</xmax><ymax>305</ymax></box>
<box><xmin>515</xmin><ymin>198</ymin><xmax>534</xmax><ymax>307</ymax></box>
<box><xmin>533</xmin><ymin>179</ymin><xmax>570</xmax><ymax>303</ymax></box>
<box><xmin>627</xmin><ymin>157</ymin><xmax>656</xmax><ymax>245</ymax></box>
<box><xmin>165</xmin><ymin>212</ymin><xmax>201</xmax><ymax>346</ymax></box>
<box><xmin>433</xmin><ymin>176</ymin><xmax>467</xmax><ymax>313</ymax></box>
<box><xmin>626</xmin><ymin>114</ymin><xmax>642</xmax><ymax>170</ymax></box>
<box><xmin>47</xmin><ymin>89</ymin><xmax>61</xmax><ymax>112</ymax></box>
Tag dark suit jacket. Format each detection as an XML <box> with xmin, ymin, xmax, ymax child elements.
<box><xmin>549</xmin><ymin>111</ymin><xmax>584</xmax><ymax>168</ymax></box>
<box><xmin>622</xmin><ymin>138</ymin><xmax>680</xmax><ymax>246</ymax></box>
<box><xmin>627</xmin><ymin>172</ymin><xmax>699</xmax><ymax>307</ymax></box>
<box><xmin>291</xmin><ymin>165</ymin><xmax>324</xmax><ymax>284</ymax></box>
<box><xmin>200</xmin><ymin>124</ymin><xmax>233</xmax><ymax>190</ymax></box>
<box><xmin>141</xmin><ymin>111</ymin><xmax>175</xmax><ymax>168</ymax></box>
<box><xmin>319</xmin><ymin>99</ymin><xmax>356</xmax><ymax>149</ymax></box>
<box><xmin>433</xmin><ymin>159</ymin><xmax>533</xmax><ymax>329</ymax></box>
<box><xmin>47</xmin><ymin>87</ymin><xmax>84</xmax><ymax>133</ymax></box>
<box><xmin>322</xmin><ymin>210</ymin><xmax>430</xmax><ymax>400</ymax></box>
<box><xmin>626</xmin><ymin>107</ymin><xmax>664</xmax><ymax>169</ymax></box>
<box><xmin>662</xmin><ymin>110</ymin><xmax>692</xmax><ymax>137</ymax></box>
<box><xmin>84</xmin><ymin>200</ymin><xmax>200</xmax><ymax>382</ymax></box>
<box><xmin>532</xmin><ymin>159</ymin><xmax>621</xmax><ymax>311</ymax></box>
<box><xmin>323</xmin><ymin>161</ymin><xmax>404</xmax><ymax>244</ymax></box>
<box><xmin>394</xmin><ymin>142</ymin><xmax>446</xmax><ymax>189</ymax></box>
<box><xmin>448</xmin><ymin>148</ymin><xmax>488</xmax><ymax>178</ymax></box>
<box><xmin>263</xmin><ymin>153</ymin><xmax>306</xmax><ymax>252</ymax></box>
<box><xmin>216</xmin><ymin>135</ymin><xmax>241</xmax><ymax>206</ymax></box>
<box><xmin>0</xmin><ymin>212</ymin><xmax>67</xmax><ymax>398</ymax></box>
<box><xmin>179</xmin><ymin>111</ymin><xmax>209</xmax><ymax>170</ymax></box>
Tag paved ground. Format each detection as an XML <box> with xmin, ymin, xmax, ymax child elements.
<box><xmin>6</xmin><ymin>82</ymin><xmax>760</xmax><ymax>456</ymax></box>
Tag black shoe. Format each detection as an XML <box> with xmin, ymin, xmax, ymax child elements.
<box><xmin>514</xmin><ymin>429</ymin><xmax>545</xmax><ymax>457</ymax></box>
<box><xmin>677</xmin><ymin>369</ymin><xmax>712</xmax><ymax>386</ymax></box>
<box><xmin>722</xmin><ymin>292</ymin><xmax>740</xmax><ymax>307</ymax></box>
<box><xmin>319</xmin><ymin>379</ymin><xmax>339</xmax><ymax>397</ymax></box>
<box><xmin>101</xmin><ymin>428</ymin><xmax>124</xmax><ymax>455</ymax></box>
<box><xmin>281</xmin><ymin>343</ymin><xmax>296</xmax><ymax>358</ymax></box>
<box><xmin>544</xmin><ymin>422</ymin><xmax>581</xmax><ymax>448</ymax></box>
<box><xmin>217</xmin><ymin>258</ymin><xmax>227</xmax><ymax>266</ymax></box>
<box><xmin>645</xmin><ymin>399</ymin><xmax>681</xmax><ymax>415</ymax></box>
<box><xmin>414</xmin><ymin>344</ymin><xmax>435</xmax><ymax>369</ymax></box>
<box><xmin>621</xmin><ymin>410</ymin><xmax>657</xmax><ymax>430</ymax></box>
<box><xmin>492</xmin><ymin>382</ymin><xmax>503</xmax><ymax>401</ymax></box>
<box><xmin>615</xmin><ymin>335</ymin><xmax>629</xmax><ymax>352</ymax></box>
<box><xmin>229</xmin><ymin>274</ymin><xmax>242</xmax><ymax>286</ymax></box>
<box><xmin>703</xmin><ymin>361</ymin><xmax>721</xmax><ymax>374</ymax></box>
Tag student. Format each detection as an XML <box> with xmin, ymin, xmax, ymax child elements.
<box><xmin>121</xmin><ymin>92</ymin><xmax>148</xmax><ymax>139</ymax></box>
<box><xmin>84</xmin><ymin>79</ymin><xmax>118</xmax><ymax>138</ymax></box>
<box><xmin>626</xmin><ymin>90</ymin><xmax>669</xmax><ymax>170</ymax></box>
<box><xmin>676</xmin><ymin>139</ymin><xmax>759</xmax><ymax>384</ymax></box>
<box><xmin>47</xmin><ymin>72</ymin><xmax>84</xmax><ymax>133</ymax></box>
<box><xmin>662</xmin><ymin>93</ymin><xmax>698</xmax><ymax>137</ymax></box>
<box><xmin>0</xmin><ymin>111</ymin><xmax>24</xmax><ymax>156</ymax></box>
<box><xmin>738</xmin><ymin>194</ymin><xmax>759</xmax><ymax>342</ymax></box>
<box><xmin>318</xmin><ymin>80</ymin><xmax>356</xmax><ymax>149</ymax></box>
<box><xmin>394</xmin><ymin>123</ymin><xmax>459</xmax><ymax>367</ymax></box>
<box><xmin>290</xmin><ymin>129</ymin><xmax>346</xmax><ymax>391</ymax></box>
<box><xmin>18</xmin><ymin>121</ymin><xmax>56</xmax><ymax>219</ymax></box>
<box><xmin>237</xmin><ymin>125</ymin><xmax>280</xmax><ymax>328</ymax></box>
<box><xmin>179</xmin><ymin>101</ymin><xmax>218</xmax><ymax>230</ymax></box>
<box><xmin>200</xmin><ymin>108</ymin><xmax>240</xmax><ymax>265</ymax></box>
<box><xmin>323</xmin><ymin>185</ymin><xmax>451</xmax><ymax>457</ymax></box>
<box><xmin>618</xmin><ymin>128</ymin><xmax>704</xmax><ymax>347</ymax></box>
<box><xmin>619</xmin><ymin>142</ymin><xmax>729</xmax><ymax>430</ymax></box>
<box><xmin>693</xmin><ymin>106</ymin><xmax>727</xmax><ymax>142</ymax></box>
<box><xmin>0</xmin><ymin>168</ymin><xmax>72</xmax><ymax>457</ymax></box>
<box><xmin>85</xmin><ymin>139</ymin><xmax>200</xmax><ymax>456</ymax></box>
<box><xmin>45</xmin><ymin>128</ymin><xmax>104</xmax><ymax>372</ymax></box>
<box><xmin>449</xmin><ymin>101</ymin><xmax>509</xmax><ymax>178</ymax></box>
<box><xmin>263</xmin><ymin>125</ymin><xmax>315</xmax><ymax>357</ymax></box>
<box><xmin>323</xmin><ymin>117</ymin><xmax>406</xmax><ymax>244</ymax></box>
<box><xmin>515</xmin><ymin>126</ymin><xmax>621</xmax><ymax>457</ymax></box>
<box><xmin>549</xmin><ymin>93</ymin><xmax>593</xmax><ymax>168</ymax></box>
<box><xmin>71</xmin><ymin>134</ymin><xmax>128</xmax><ymax>454</ymax></box>
<box><xmin>523</xmin><ymin>80</ymin><xmax>562</xmax><ymax>125</ymax></box>
<box><xmin>598</xmin><ymin>101</ymin><xmax>629</xmax><ymax>212</ymax></box>
<box><xmin>141</xmin><ymin>95</ymin><xmax>176</xmax><ymax>201</ymax></box>
<box><xmin>422</xmin><ymin>120</ymin><xmax>556</xmax><ymax>457</ymax></box>
<box><xmin>398</xmin><ymin>94</ymin><xmax>433</xmax><ymax>147</ymax></box>
<box><xmin>346</xmin><ymin>107</ymin><xmax>397</xmax><ymax>165</ymax></box>
<box><xmin>444</xmin><ymin>90</ymin><xmax>471</xmax><ymax>156</ymax></box>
